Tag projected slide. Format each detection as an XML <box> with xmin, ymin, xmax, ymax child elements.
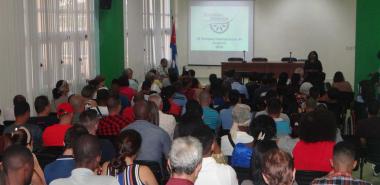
<box><xmin>190</xmin><ymin>6</ymin><xmax>249</xmax><ymax>51</ymax></box>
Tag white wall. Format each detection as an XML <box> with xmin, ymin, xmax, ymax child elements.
<box><xmin>0</xmin><ymin>0</ymin><xmax>28</xmax><ymax>121</ymax></box>
<box><xmin>174</xmin><ymin>0</ymin><xmax>356</xmax><ymax>84</ymax></box>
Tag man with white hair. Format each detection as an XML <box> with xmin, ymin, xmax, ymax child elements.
<box><xmin>166</xmin><ymin>137</ymin><xmax>203</xmax><ymax>185</ymax></box>
<box><xmin>123</xmin><ymin>68</ymin><xmax>139</xmax><ymax>91</ymax></box>
<box><xmin>148</xmin><ymin>94</ymin><xmax>176</xmax><ymax>139</ymax></box>
<box><xmin>221</xmin><ymin>104</ymin><xmax>254</xmax><ymax>157</ymax></box>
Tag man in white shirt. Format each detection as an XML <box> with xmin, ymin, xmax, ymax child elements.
<box><xmin>148</xmin><ymin>94</ymin><xmax>176</xmax><ymax>139</ymax></box>
<box><xmin>50</xmin><ymin>134</ymin><xmax>118</xmax><ymax>185</ymax></box>
<box><xmin>123</xmin><ymin>68</ymin><xmax>139</xmax><ymax>91</ymax></box>
<box><xmin>192</xmin><ymin>126</ymin><xmax>238</xmax><ymax>185</ymax></box>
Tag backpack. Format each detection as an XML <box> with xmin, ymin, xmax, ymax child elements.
<box><xmin>228</xmin><ymin>134</ymin><xmax>253</xmax><ymax>168</ymax></box>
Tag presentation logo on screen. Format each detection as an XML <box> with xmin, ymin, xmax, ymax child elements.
<box><xmin>207</xmin><ymin>13</ymin><xmax>231</xmax><ymax>33</ymax></box>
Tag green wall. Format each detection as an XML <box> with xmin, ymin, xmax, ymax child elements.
<box><xmin>355</xmin><ymin>0</ymin><xmax>380</xmax><ymax>90</ymax></box>
<box><xmin>99</xmin><ymin>0</ymin><xmax>124</xmax><ymax>86</ymax></box>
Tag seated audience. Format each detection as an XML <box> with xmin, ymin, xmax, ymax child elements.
<box><xmin>118</xmin><ymin>74</ymin><xmax>137</xmax><ymax>102</ymax></box>
<box><xmin>42</xmin><ymin>103</ymin><xmax>73</xmax><ymax>147</ymax></box>
<box><xmin>161</xmin><ymin>86</ymin><xmax>182</xmax><ymax>117</ymax></box>
<box><xmin>1</xmin><ymin>145</ymin><xmax>35</xmax><ymax>185</ymax></box>
<box><xmin>149</xmin><ymin>94</ymin><xmax>176</xmax><ymax>139</ymax></box>
<box><xmin>166</xmin><ymin>137</ymin><xmax>203</xmax><ymax>185</ymax></box>
<box><xmin>231</xmin><ymin>74</ymin><xmax>249</xmax><ymax>99</ymax></box>
<box><xmin>145</xmin><ymin>71</ymin><xmax>161</xmax><ymax>94</ymax></box>
<box><xmin>10</xmin><ymin>126</ymin><xmax>46</xmax><ymax>185</ymax></box>
<box><xmin>81</xmin><ymin>84</ymin><xmax>97</xmax><ymax>107</ymax></box>
<box><xmin>50</xmin><ymin>134</ymin><xmax>119</xmax><ymax>185</ymax></box>
<box><xmin>121</xmin><ymin>101</ymin><xmax>171</xmax><ymax>167</ymax></box>
<box><xmin>293</xmin><ymin>109</ymin><xmax>337</xmax><ymax>172</ymax></box>
<box><xmin>102</xmin><ymin>129</ymin><xmax>158</xmax><ymax>185</ymax></box>
<box><xmin>68</xmin><ymin>94</ymin><xmax>85</xmax><ymax>125</ymax></box>
<box><xmin>192</xmin><ymin>126</ymin><xmax>238</xmax><ymax>185</ymax></box>
<box><xmin>261</xmin><ymin>149</ymin><xmax>295</xmax><ymax>185</ymax></box>
<box><xmin>157</xmin><ymin>58</ymin><xmax>169</xmax><ymax>78</ymax></box>
<box><xmin>174</xmin><ymin>100</ymin><xmax>204</xmax><ymax>139</ymax></box>
<box><xmin>357</xmin><ymin>100</ymin><xmax>380</xmax><ymax>175</ymax></box>
<box><xmin>29</xmin><ymin>95</ymin><xmax>58</xmax><ymax>130</ymax></box>
<box><xmin>311</xmin><ymin>141</ymin><xmax>371</xmax><ymax>185</ymax></box>
<box><xmin>220</xmin><ymin>90</ymin><xmax>241</xmax><ymax>132</ymax></box>
<box><xmin>78</xmin><ymin>109</ymin><xmax>116</xmax><ymax>162</ymax></box>
<box><xmin>51</xmin><ymin>80</ymin><xmax>70</xmax><ymax>112</ymax></box>
<box><xmin>332</xmin><ymin>71</ymin><xmax>353</xmax><ymax>92</ymax></box>
<box><xmin>4</xmin><ymin>101</ymin><xmax>42</xmax><ymax>152</ymax></box>
<box><xmin>121</xmin><ymin>93</ymin><xmax>146</xmax><ymax>123</ymax></box>
<box><xmin>249</xmin><ymin>115</ymin><xmax>277</xmax><ymax>142</ymax></box>
<box><xmin>245</xmin><ymin>140</ymin><xmax>279</xmax><ymax>185</ymax></box>
<box><xmin>123</xmin><ymin>68</ymin><xmax>139</xmax><ymax>91</ymax></box>
<box><xmin>172</xmin><ymin>81</ymin><xmax>188</xmax><ymax>108</ymax></box>
<box><xmin>92</xmin><ymin>89</ymin><xmax>110</xmax><ymax>117</ymax></box>
<box><xmin>221</xmin><ymin>104</ymin><xmax>253</xmax><ymax>156</ymax></box>
<box><xmin>97</xmin><ymin>96</ymin><xmax>130</xmax><ymax>137</ymax></box>
<box><xmin>199</xmin><ymin>91</ymin><xmax>220</xmax><ymax>130</ymax></box>
<box><xmin>2</xmin><ymin>94</ymin><xmax>27</xmax><ymax>121</ymax></box>
<box><xmin>44</xmin><ymin>125</ymin><xmax>89</xmax><ymax>184</ymax></box>
<box><xmin>267</xmin><ymin>98</ymin><xmax>291</xmax><ymax>137</ymax></box>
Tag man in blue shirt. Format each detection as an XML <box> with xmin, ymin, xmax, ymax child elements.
<box><xmin>231</xmin><ymin>74</ymin><xmax>249</xmax><ymax>99</ymax></box>
<box><xmin>44</xmin><ymin>125</ymin><xmax>89</xmax><ymax>184</ymax></box>
<box><xmin>220</xmin><ymin>90</ymin><xmax>240</xmax><ymax>133</ymax></box>
<box><xmin>199</xmin><ymin>90</ymin><xmax>220</xmax><ymax>131</ymax></box>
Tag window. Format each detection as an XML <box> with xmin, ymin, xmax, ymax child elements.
<box><xmin>141</xmin><ymin>0</ymin><xmax>171</xmax><ymax>71</ymax></box>
<box><xmin>25</xmin><ymin>0</ymin><xmax>96</xmax><ymax>98</ymax></box>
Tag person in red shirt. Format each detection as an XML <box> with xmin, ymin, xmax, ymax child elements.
<box><xmin>42</xmin><ymin>103</ymin><xmax>73</xmax><ymax>147</ymax></box>
<box><xmin>97</xmin><ymin>96</ymin><xmax>130</xmax><ymax>136</ymax></box>
<box><xmin>118</xmin><ymin>75</ymin><xmax>136</xmax><ymax>102</ymax></box>
<box><xmin>166</xmin><ymin>137</ymin><xmax>203</xmax><ymax>185</ymax></box>
<box><xmin>293</xmin><ymin>109</ymin><xmax>337</xmax><ymax>172</ymax></box>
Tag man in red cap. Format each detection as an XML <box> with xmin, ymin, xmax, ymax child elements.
<box><xmin>42</xmin><ymin>103</ymin><xmax>74</xmax><ymax>147</ymax></box>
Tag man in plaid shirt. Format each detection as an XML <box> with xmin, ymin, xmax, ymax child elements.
<box><xmin>311</xmin><ymin>141</ymin><xmax>372</xmax><ymax>185</ymax></box>
<box><xmin>97</xmin><ymin>96</ymin><xmax>130</xmax><ymax>136</ymax></box>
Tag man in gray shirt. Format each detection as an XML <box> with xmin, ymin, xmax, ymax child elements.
<box><xmin>121</xmin><ymin>101</ymin><xmax>171</xmax><ymax>166</ymax></box>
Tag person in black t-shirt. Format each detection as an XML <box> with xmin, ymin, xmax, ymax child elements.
<box><xmin>29</xmin><ymin>95</ymin><xmax>58</xmax><ymax>130</ymax></box>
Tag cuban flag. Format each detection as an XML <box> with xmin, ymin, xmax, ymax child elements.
<box><xmin>170</xmin><ymin>16</ymin><xmax>179</xmax><ymax>76</ymax></box>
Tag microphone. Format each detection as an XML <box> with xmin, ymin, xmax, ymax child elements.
<box><xmin>289</xmin><ymin>51</ymin><xmax>293</xmax><ymax>63</ymax></box>
<box><xmin>243</xmin><ymin>50</ymin><xmax>246</xmax><ymax>63</ymax></box>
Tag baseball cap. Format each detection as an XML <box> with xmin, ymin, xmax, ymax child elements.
<box><xmin>57</xmin><ymin>103</ymin><xmax>74</xmax><ymax>117</ymax></box>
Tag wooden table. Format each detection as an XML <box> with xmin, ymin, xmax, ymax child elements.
<box><xmin>221</xmin><ymin>62</ymin><xmax>304</xmax><ymax>78</ymax></box>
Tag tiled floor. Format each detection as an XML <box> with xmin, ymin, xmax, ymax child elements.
<box><xmin>353</xmin><ymin>163</ymin><xmax>380</xmax><ymax>185</ymax></box>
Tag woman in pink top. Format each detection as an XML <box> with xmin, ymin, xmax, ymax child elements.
<box><xmin>293</xmin><ymin>109</ymin><xmax>337</xmax><ymax>172</ymax></box>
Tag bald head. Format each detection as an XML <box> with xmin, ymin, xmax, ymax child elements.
<box><xmin>133</xmin><ymin>101</ymin><xmax>149</xmax><ymax>120</ymax></box>
<box><xmin>199</xmin><ymin>90</ymin><xmax>211</xmax><ymax>106</ymax></box>
<box><xmin>69</xmin><ymin>95</ymin><xmax>85</xmax><ymax>113</ymax></box>
<box><xmin>148</xmin><ymin>94</ymin><xmax>163</xmax><ymax>110</ymax></box>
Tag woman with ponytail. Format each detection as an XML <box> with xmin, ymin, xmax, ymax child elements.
<box><xmin>51</xmin><ymin>80</ymin><xmax>70</xmax><ymax>112</ymax></box>
<box><xmin>102</xmin><ymin>129</ymin><xmax>158</xmax><ymax>185</ymax></box>
<box><xmin>10</xmin><ymin>127</ymin><xmax>46</xmax><ymax>185</ymax></box>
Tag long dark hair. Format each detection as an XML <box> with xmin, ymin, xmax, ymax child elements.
<box><xmin>108</xmin><ymin>130</ymin><xmax>142</xmax><ymax>175</ymax></box>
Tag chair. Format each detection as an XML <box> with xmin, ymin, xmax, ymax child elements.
<box><xmin>281</xmin><ymin>57</ymin><xmax>297</xmax><ymax>62</ymax></box>
<box><xmin>3</xmin><ymin>120</ymin><xmax>15</xmax><ymax>127</ymax></box>
<box><xmin>295</xmin><ymin>170</ymin><xmax>328</xmax><ymax>185</ymax></box>
<box><xmin>359</xmin><ymin>138</ymin><xmax>380</xmax><ymax>179</ymax></box>
<box><xmin>134</xmin><ymin>160</ymin><xmax>165</xmax><ymax>185</ymax></box>
<box><xmin>251</xmin><ymin>57</ymin><xmax>268</xmax><ymax>62</ymax></box>
<box><xmin>35</xmin><ymin>146</ymin><xmax>65</xmax><ymax>168</ymax></box>
<box><xmin>228</xmin><ymin>57</ymin><xmax>243</xmax><ymax>62</ymax></box>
